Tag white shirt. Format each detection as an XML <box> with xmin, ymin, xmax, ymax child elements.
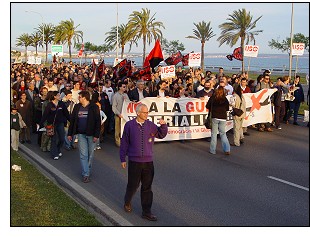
<box><xmin>103</xmin><ymin>86</ymin><xmax>115</xmax><ymax>104</ymax></box>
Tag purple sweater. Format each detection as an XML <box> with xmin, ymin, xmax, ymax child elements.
<box><xmin>120</xmin><ymin>119</ymin><xmax>168</xmax><ymax>163</ymax></box>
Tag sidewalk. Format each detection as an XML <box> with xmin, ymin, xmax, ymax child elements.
<box><xmin>19</xmin><ymin>144</ymin><xmax>133</xmax><ymax>226</ymax></box>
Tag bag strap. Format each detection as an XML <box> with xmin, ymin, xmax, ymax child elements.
<box><xmin>52</xmin><ymin>105</ymin><xmax>58</xmax><ymax>126</ymax></box>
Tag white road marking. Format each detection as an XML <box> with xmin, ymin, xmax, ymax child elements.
<box><xmin>267</xmin><ymin>176</ymin><xmax>309</xmax><ymax>191</ymax></box>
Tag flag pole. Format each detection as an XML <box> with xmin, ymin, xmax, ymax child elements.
<box><xmin>289</xmin><ymin>3</ymin><xmax>294</xmax><ymax>81</ymax></box>
<box><xmin>294</xmin><ymin>55</ymin><xmax>298</xmax><ymax>78</ymax></box>
<box><xmin>116</xmin><ymin>3</ymin><xmax>119</xmax><ymax>60</ymax></box>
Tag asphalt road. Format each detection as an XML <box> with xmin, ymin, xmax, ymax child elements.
<box><xmin>21</xmin><ymin>118</ymin><xmax>309</xmax><ymax>226</ymax></box>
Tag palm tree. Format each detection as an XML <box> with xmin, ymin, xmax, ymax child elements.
<box><xmin>218</xmin><ymin>8</ymin><xmax>263</xmax><ymax>72</ymax></box>
<box><xmin>31</xmin><ymin>32</ymin><xmax>41</xmax><ymax>56</ymax></box>
<box><xmin>186</xmin><ymin>21</ymin><xmax>215</xmax><ymax>71</ymax></box>
<box><xmin>35</xmin><ymin>23</ymin><xmax>56</xmax><ymax>63</ymax></box>
<box><xmin>127</xmin><ymin>8</ymin><xmax>165</xmax><ymax>62</ymax></box>
<box><xmin>16</xmin><ymin>33</ymin><xmax>32</xmax><ymax>60</ymax></box>
<box><xmin>54</xmin><ymin>18</ymin><xmax>83</xmax><ymax>61</ymax></box>
<box><xmin>105</xmin><ymin>23</ymin><xmax>137</xmax><ymax>59</ymax></box>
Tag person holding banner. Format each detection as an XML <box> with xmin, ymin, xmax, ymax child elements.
<box><xmin>120</xmin><ymin>103</ymin><xmax>168</xmax><ymax>221</ymax></box>
<box><xmin>128</xmin><ymin>79</ymin><xmax>149</xmax><ymax>102</ymax></box>
<box><xmin>153</xmin><ymin>80</ymin><xmax>170</xmax><ymax>97</ymax></box>
<box><xmin>231</xmin><ymin>85</ymin><xmax>246</xmax><ymax>147</ymax></box>
<box><xmin>287</xmin><ymin>75</ymin><xmax>305</xmax><ymax>125</ymax></box>
<box><xmin>206</xmin><ymin>86</ymin><xmax>230</xmax><ymax>155</ymax></box>
<box><xmin>112</xmin><ymin>81</ymin><xmax>130</xmax><ymax>147</ymax></box>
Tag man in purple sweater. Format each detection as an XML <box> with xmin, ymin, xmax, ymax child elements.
<box><xmin>120</xmin><ymin>103</ymin><xmax>168</xmax><ymax>221</ymax></box>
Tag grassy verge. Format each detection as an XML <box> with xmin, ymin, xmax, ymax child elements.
<box><xmin>10</xmin><ymin>150</ymin><xmax>103</xmax><ymax>226</ymax></box>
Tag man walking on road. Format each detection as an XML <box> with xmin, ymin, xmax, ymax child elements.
<box><xmin>68</xmin><ymin>91</ymin><xmax>101</xmax><ymax>183</ymax></box>
<box><xmin>120</xmin><ymin>103</ymin><xmax>168</xmax><ymax>221</ymax></box>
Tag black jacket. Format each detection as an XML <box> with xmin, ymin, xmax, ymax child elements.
<box><xmin>40</xmin><ymin>101</ymin><xmax>70</xmax><ymax>127</ymax></box>
<box><xmin>68</xmin><ymin>102</ymin><xmax>101</xmax><ymax>138</ymax></box>
<box><xmin>206</xmin><ymin>96</ymin><xmax>230</xmax><ymax>120</ymax></box>
<box><xmin>128</xmin><ymin>88</ymin><xmax>149</xmax><ymax>101</ymax></box>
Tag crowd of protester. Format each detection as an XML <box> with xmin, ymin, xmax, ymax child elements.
<box><xmin>11</xmin><ymin>60</ymin><xmax>307</xmax><ymax>158</ymax></box>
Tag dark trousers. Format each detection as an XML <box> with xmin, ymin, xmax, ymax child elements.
<box><xmin>50</xmin><ymin>123</ymin><xmax>65</xmax><ymax>158</ymax></box>
<box><xmin>288</xmin><ymin>102</ymin><xmax>301</xmax><ymax>123</ymax></box>
<box><xmin>124</xmin><ymin>161</ymin><xmax>154</xmax><ymax>214</ymax></box>
<box><xmin>274</xmin><ymin>103</ymin><xmax>286</xmax><ymax>127</ymax></box>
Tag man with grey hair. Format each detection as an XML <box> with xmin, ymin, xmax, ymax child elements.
<box><xmin>120</xmin><ymin>103</ymin><xmax>167</xmax><ymax>221</ymax></box>
<box><xmin>128</xmin><ymin>79</ymin><xmax>149</xmax><ymax>102</ymax></box>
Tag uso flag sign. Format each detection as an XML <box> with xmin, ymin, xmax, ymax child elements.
<box><xmin>292</xmin><ymin>43</ymin><xmax>305</xmax><ymax>56</ymax></box>
<box><xmin>244</xmin><ymin>45</ymin><xmax>259</xmax><ymax>57</ymax></box>
<box><xmin>188</xmin><ymin>52</ymin><xmax>201</xmax><ymax>67</ymax></box>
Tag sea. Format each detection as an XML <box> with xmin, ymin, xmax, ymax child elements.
<box><xmin>67</xmin><ymin>53</ymin><xmax>309</xmax><ymax>75</ymax></box>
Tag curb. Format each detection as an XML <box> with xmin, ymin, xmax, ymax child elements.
<box><xmin>19</xmin><ymin>144</ymin><xmax>133</xmax><ymax>226</ymax></box>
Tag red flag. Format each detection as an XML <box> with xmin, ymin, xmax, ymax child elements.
<box><xmin>97</xmin><ymin>60</ymin><xmax>106</xmax><ymax>79</ymax></box>
<box><xmin>132</xmin><ymin>66</ymin><xmax>151</xmax><ymax>81</ymax></box>
<box><xmin>90</xmin><ymin>59</ymin><xmax>98</xmax><ymax>84</ymax></box>
<box><xmin>78</xmin><ymin>43</ymin><xmax>84</xmax><ymax>57</ymax></box>
<box><xmin>182</xmin><ymin>53</ymin><xmax>189</xmax><ymax>66</ymax></box>
<box><xmin>144</xmin><ymin>39</ymin><xmax>163</xmax><ymax>69</ymax></box>
<box><xmin>165</xmin><ymin>51</ymin><xmax>183</xmax><ymax>66</ymax></box>
<box><xmin>226</xmin><ymin>47</ymin><xmax>243</xmax><ymax>61</ymax></box>
<box><xmin>118</xmin><ymin>59</ymin><xmax>133</xmax><ymax>78</ymax></box>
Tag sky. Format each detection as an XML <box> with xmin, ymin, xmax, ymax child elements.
<box><xmin>9</xmin><ymin>1</ymin><xmax>310</xmax><ymax>55</ymax></box>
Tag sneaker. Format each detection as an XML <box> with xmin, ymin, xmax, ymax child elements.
<box><xmin>54</xmin><ymin>156</ymin><xmax>59</xmax><ymax>160</ymax></box>
<box><xmin>293</xmin><ymin>122</ymin><xmax>299</xmax><ymax>125</ymax></box>
<box><xmin>243</xmin><ymin>132</ymin><xmax>250</xmax><ymax>136</ymax></box>
<box><xmin>276</xmin><ymin>126</ymin><xmax>282</xmax><ymax>130</ymax></box>
<box><xmin>96</xmin><ymin>146</ymin><xmax>102</xmax><ymax>150</ymax></box>
<box><xmin>124</xmin><ymin>203</ymin><xmax>132</xmax><ymax>213</ymax></box>
<box><xmin>74</xmin><ymin>138</ymin><xmax>78</xmax><ymax>143</ymax></box>
<box><xmin>58</xmin><ymin>153</ymin><xmax>62</xmax><ymax>157</ymax></box>
<box><xmin>83</xmin><ymin>176</ymin><xmax>90</xmax><ymax>183</ymax></box>
<box><xmin>142</xmin><ymin>212</ymin><xmax>157</xmax><ymax>221</ymax></box>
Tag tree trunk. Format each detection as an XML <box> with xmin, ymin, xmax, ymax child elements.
<box><xmin>142</xmin><ymin>35</ymin><xmax>146</xmax><ymax>65</ymax></box>
<box><xmin>121</xmin><ymin>45</ymin><xmax>125</xmax><ymax>59</ymax></box>
<box><xmin>25</xmin><ymin>47</ymin><xmax>27</xmax><ymax>62</ymax></box>
<box><xmin>201</xmin><ymin>41</ymin><xmax>205</xmax><ymax>72</ymax></box>
<box><xmin>69</xmin><ymin>43</ymin><xmax>72</xmax><ymax>61</ymax></box>
<box><xmin>45</xmin><ymin>42</ymin><xmax>48</xmax><ymax>64</ymax></box>
<box><xmin>241</xmin><ymin>36</ymin><xmax>245</xmax><ymax>73</ymax></box>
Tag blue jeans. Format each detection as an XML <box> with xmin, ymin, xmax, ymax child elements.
<box><xmin>64</xmin><ymin>127</ymin><xmax>75</xmax><ymax>149</ymax></box>
<box><xmin>210</xmin><ymin>118</ymin><xmax>230</xmax><ymax>154</ymax></box>
<box><xmin>50</xmin><ymin>123</ymin><xmax>65</xmax><ymax>158</ymax></box>
<box><xmin>77</xmin><ymin>134</ymin><xmax>96</xmax><ymax>177</ymax></box>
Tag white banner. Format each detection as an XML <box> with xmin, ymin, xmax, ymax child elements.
<box><xmin>27</xmin><ymin>56</ymin><xmax>35</xmax><ymax>64</ymax></box>
<box><xmin>242</xmin><ymin>88</ymin><xmax>277</xmax><ymax>127</ymax></box>
<box><xmin>188</xmin><ymin>52</ymin><xmax>201</xmax><ymax>67</ymax></box>
<box><xmin>292</xmin><ymin>43</ymin><xmax>305</xmax><ymax>56</ymax></box>
<box><xmin>120</xmin><ymin>89</ymin><xmax>276</xmax><ymax>141</ymax></box>
<box><xmin>244</xmin><ymin>45</ymin><xmax>259</xmax><ymax>57</ymax></box>
<box><xmin>161</xmin><ymin>65</ymin><xmax>175</xmax><ymax>79</ymax></box>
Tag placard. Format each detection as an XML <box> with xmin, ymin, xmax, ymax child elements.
<box><xmin>188</xmin><ymin>52</ymin><xmax>201</xmax><ymax>67</ymax></box>
<box><xmin>244</xmin><ymin>45</ymin><xmax>259</xmax><ymax>57</ymax></box>
<box><xmin>292</xmin><ymin>43</ymin><xmax>305</xmax><ymax>56</ymax></box>
<box><xmin>161</xmin><ymin>65</ymin><xmax>175</xmax><ymax>79</ymax></box>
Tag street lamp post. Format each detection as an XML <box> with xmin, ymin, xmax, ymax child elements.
<box><xmin>25</xmin><ymin>10</ymin><xmax>44</xmax><ymax>63</ymax></box>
